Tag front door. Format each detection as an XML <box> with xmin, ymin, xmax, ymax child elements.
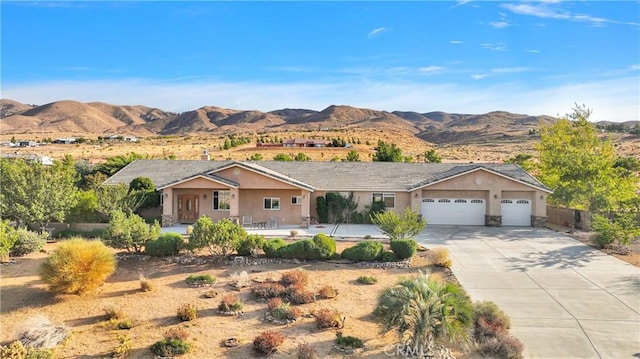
<box><xmin>177</xmin><ymin>195</ymin><xmax>199</xmax><ymax>223</ymax></box>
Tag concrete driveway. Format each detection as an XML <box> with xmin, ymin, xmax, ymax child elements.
<box><xmin>416</xmin><ymin>227</ymin><xmax>640</xmax><ymax>359</ymax></box>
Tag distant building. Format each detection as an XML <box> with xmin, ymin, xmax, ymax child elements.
<box><xmin>18</xmin><ymin>141</ymin><xmax>37</xmax><ymax>147</ymax></box>
<box><xmin>53</xmin><ymin>138</ymin><xmax>77</xmax><ymax>144</ymax></box>
<box><xmin>282</xmin><ymin>139</ymin><xmax>331</xmax><ymax>148</ymax></box>
<box><xmin>2</xmin><ymin>153</ymin><xmax>53</xmax><ymax>165</ymax></box>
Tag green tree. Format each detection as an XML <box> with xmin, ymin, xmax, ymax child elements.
<box><xmin>345</xmin><ymin>150</ymin><xmax>360</xmax><ymax>162</ymax></box>
<box><xmin>103</xmin><ymin>210</ymin><xmax>161</xmax><ymax>253</ymax></box>
<box><xmin>0</xmin><ymin>157</ymin><xmax>78</xmax><ymax>231</ymax></box>
<box><xmin>372</xmin><ymin>208</ymin><xmax>426</xmax><ymax>241</ymax></box>
<box><xmin>505</xmin><ymin>153</ymin><xmax>534</xmax><ymax>171</ymax></box>
<box><xmin>94</xmin><ymin>152</ymin><xmax>147</xmax><ymax>177</ymax></box>
<box><xmin>0</xmin><ymin>220</ymin><xmax>18</xmax><ymax>262</ymax></box>
<box><xmin>535</xmin><ymin>105</ymin><xmax>639</xmax><ymax>213</ymax></box>
<box><xmin>294</xmin><ymin>152</ymin><xmax>311</xmax><ymax>161</ymax></box>
<box><xmin>373</xmin><ymin>140</ymin><xmax>403</xmax><ymax>162</ymax></box>
<box><xmin>372</xmin><ymin>272</ymin><xmax>474</xmax><ymax>353</ymax></box>
<box><xmin>273</xmin><ymin>153</ymin><xmax>293</xmax><ymax>161</ymax></box>
<box><xmin>424</xmin><ymin>149</ymin><xmax>442</xmax><ymax>163</ymax></box>
<box><xmin>248</xmin><ymin>153</ymin><xmax>263</xmax><ymax>161</ymax></box>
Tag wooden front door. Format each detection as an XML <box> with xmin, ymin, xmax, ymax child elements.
<box><xmin>177</xmin><ymin>195</ymin><xmax>199</xmax><ymax>223</ymax></box>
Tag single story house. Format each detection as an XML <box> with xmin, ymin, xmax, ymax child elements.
<box><xmin>104</xmin><ymin>159</ymin><xmax>552</xmax><ymax>228</ymax></box>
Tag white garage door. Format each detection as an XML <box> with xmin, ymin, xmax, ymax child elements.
<box><xmin>501</xmin><ymin>199</ymin><xmax>532</xmax><ymax>226</ymax></box>
<box><xmin>421</xmin><ymin>198</ymin><xmax>486</xmax><ymax>225</ymax></box>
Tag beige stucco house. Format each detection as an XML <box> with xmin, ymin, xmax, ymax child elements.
<box><xmin>105</xmin><ymin>159</ymin><xmax>552</xmax><ymax>228</ymax></box>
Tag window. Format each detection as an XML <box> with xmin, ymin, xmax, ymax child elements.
<box><xmin>264</xmin><ymin>197</ymin><xmax>280</xmax><ymax>210</ymax></box>
<box><xmin>159</xmin><ymin>191</ymin><xmax>164</xmax><ymax>206</ymax></box>
<box><xmin>213</xmin><ymin>190</ymin><xmax>230</xmax><ymax>211</ymax></box>
<box><xmin>438</xmin><ymin>199</ymin><xmax>451</xmax><ymax>203</ymax></box>
<box><xmin>291</xmin><ymin>196</ymin><xmax>302</xmax><ymax>205</ymax></box>
<box><xmin>501</xmin><ymin>199</ymin><xmax>513</xmax><ymax>204</ymax></box>
<box><xmin>372</xmin><ymin>193</ymin><xmax>395</xmax><ymax>209</ymax></box>
<box><xmin>471</xmin><ymin>199</ymin><xmax>484</xmax><ymax>204</ymax></box>
<box><xmin>454</xmin><ymin>199</ymin><xmax>467</xmax><ymax>203</ymax></box>
<box><xmin>517</xmin><ymin>200</ymin><xmax>530</xmax><ymax>204</ymax></box>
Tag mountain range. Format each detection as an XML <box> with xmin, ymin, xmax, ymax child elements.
<box><xmin>1</xmin><ymin>99</ymin><xmax>637</xmax><ymax>144</ymax></box>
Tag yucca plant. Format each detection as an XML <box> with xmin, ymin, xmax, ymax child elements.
<box><xmin>372</xmin><ymin>271</ymin><xmax>473</xmax><ymax>354</ymax></box>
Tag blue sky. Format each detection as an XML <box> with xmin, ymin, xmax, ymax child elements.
<box><xmin>2</xmin><ymin>1</ymin><xmax>639</xmax><ymax>122</ymax></box>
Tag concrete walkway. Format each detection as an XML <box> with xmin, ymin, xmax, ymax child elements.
<box><xmin>416</xmin><ymin>227</ymin><xmax>640</xmax><ymax>359</ymax></box>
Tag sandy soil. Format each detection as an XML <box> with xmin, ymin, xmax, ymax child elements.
<box><xmin>0</xmin><ymin>241</ymin><xmax>456</xmax><ymax>358</ymax></box>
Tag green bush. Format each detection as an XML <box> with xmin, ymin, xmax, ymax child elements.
<box><xmin>341</xmin><ymin>240</ymin><xmax>383</xmax><ymax>261</ymax></box>
<box><xmin>150</xmin><ymin>338</ymin><xmax>191</xmax><ymax>357</ymax></box>
<box><xmin>357</xmin><ymin>275</ymin><xmax>378</xmax><ymax>284</ymax></box>
<box><xmin>263</xmin><ymin>238</ymin><xmax>286</xmax><ymax>258</ymax></box>
<box><xmin>277</xmin><ymin>239</ymin><xmax>331</xmax><ymax>260</ymax></box>
<box><xmin>0</xmin><ymin>340</ymin><xmax>53</xmax><ymax>359</ymax></box>
<box><xmin>312</xmin><ymin>233</ymin><xmax>336</xmax><ymax>256</ymax></box>
<box><xmin>103</xmin><ymin>210</ymin><xmax>160</xmax><ymax>253</ymax></box>
<box><xmin>40</xmin><ymin>238</ymin><xmax>116</xmax><ymax>295</ymax></box>
<box><xmin>381</xmin><ymin>251</ymin><xmax>398</xmax><ymax>262</ymax></box>
<box><xmin>145</xmin><ymin>232</ymin><xmax>182</xmax><ymax>257</ymax></box>
<box><xmin>335</xmin><ymin>332</ymin><xmax>364</xmax><ymax>349</ymax></box>
<box><xmin>10</xmin><ymin>228</ymin><xmax>46</xmax><ymax>257</ymax></box>
<box><xmin>55</xmin><ymin>228</ymin><xmax>107</xmax><ymax>239</ymax></box>
<box><xmin>390</xmin><ymin>239</ymin><xmax>417</xmax><ymax>260</ymax></box>
<box><xmin>237</xmin><ymin>234</ymin><xmax>265</xmax><ymax>256</ymax></box>
<box><xmin>188</xmin><ymin>217</ymin><xmax>245</xmax><ymax>256</ymax></box>
<box><xmin>185</xmin><ymin>274</ymin><xmax>216</xmax><ymax>286</ymax></box>
<box><xmin>0</xmin><ymin>220</ymin><xmax>18</xmax><ymax>262</ymax></box>
<box><xmin>177</xmin><ymin>303</ymin><xmax>198</xmax><ymax>321</ymax></box>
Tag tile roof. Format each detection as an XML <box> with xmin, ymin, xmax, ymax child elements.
<box><xmin>105</xmin><ymin>160</ymin><xmax>551</xmax><ymax>193</ymax></box>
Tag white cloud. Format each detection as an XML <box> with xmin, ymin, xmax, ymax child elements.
<box><xmin>368</xmin><ymin>27</ymin><xmax>387</xmax><ymax>38</ymax></box>
<box><xmin>491</xmin><ymin>67</ymin><xmax>532</xmax><ymax>74</ymax></box>
<box><xmin>480</xmin><ymin>42</ymin><xmax>507</xmax><ymax>51</ymax></box>
<box><xmin>450</xmin><ymin>40</ymin><xmax>464</xmax><ymax>44</ymax></box>
<box><xmin>3</xmin><ymin>76</ymin><xmax>637</xmax><ymax>122</ymax></box>
<box><xmin>418</xmin><ymin>66</ymin><xmax>444</xmax><ymax>74</ymax></box>
<box><xmin>526</xmin><ymin>49</ymin><xmax>540</xmax><ymax>53</ymax></box>
<box><xmin>502</xmin><ymin>2</ymin><xmax>640</xmax><ymax>27</ymax></box>
<box><xmin>489</xmin><ymin>20</ymin><xmax>511</xmax><ymax>29</ymax></box>
<box><xmin>470</xmin><ymin>74</ymin><xmax>490</xmax><ymax>80</ymax></box>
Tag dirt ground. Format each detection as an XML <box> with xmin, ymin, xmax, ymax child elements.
<box><xmin>546</xmin><ymin>224</ymin><xmax>640</xmax><ymax>267</ymax></box>
<box><xmin>0</xmin><ymin>240</ymin><xmax>457</xmax><ymax>358</ymax></box>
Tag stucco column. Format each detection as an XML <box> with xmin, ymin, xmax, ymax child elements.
<box><xmin>161</xmin><ymin>188</ymin><xmax>174</xmax><ymax>227</ymax></box>
<box><xmin>410</xmin><ymin>189</ymin><xmax>422</xmax><ymax>213</ymax></box>
<box><xmin>300</xmin><ymin>190</ymin><xmax>311</xmax><ymax>228</ymax></box>
<box><xmin>485</xmin><ymin>190</ymin><xmax>502</xmax><ymax>226</ymax></box>
<box><xmin>229</xmin><ymin>188</ymin><xmax>240</xmax><ymax>223</ymax></box>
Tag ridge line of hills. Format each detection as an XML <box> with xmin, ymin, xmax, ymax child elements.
<box><xmin>1</xmin><ymin>99</ymin><xmax>637</xmax><ymax>145</ymax></box>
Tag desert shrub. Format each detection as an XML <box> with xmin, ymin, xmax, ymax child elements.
<box><xmin>341</xmin><ymin>240</ymin><xmax>383</xmax><ymax>261</ymax></box>
<box><xmin>280</xmin><ymin>270</ymin><xmax>309</xmax><ymax>287</ymax></box>
<box><xmin>390</xmin><ymin>239</ymin><xmax>417</xmax><ymax>260</ymax></box>
<box><xmin>176</xmin><ymin>303</ymin><xmax>198</xmax><ymax>321</ymax></box>
<box><xmin>10</xmin><ymin>228</ymin><xmax>47</xmax><ymax>257</ymax></box>
<box><xmin>381</xmin><ymin>251</ymin><xmax>398</xmax><ymax>262</ymax></box>
<box><xmin>263</xmin><ymin>238</ymin><xmax>286</xmax><ymax>258</ymax></box>
<box><xmin>185</xmin><ymin>274</ymin><xmax>216</xmax><ymax>286</ymax></box>
<box><xmin>312</xmin><ymin>233</ymin><xmax>336</xmax><ymax>256</ymax></box>
<box><xmin>203</xmin><ymin>290</ymin><xmax>218</xmax><ymax>298</ymax></box>
<box><xmin>17</xmin><ymin>316</ymin><xmax>69</xmax><ymax>349</ymax></box>
<box><xmin>473</xmin><ymin>301</ymin><xmax>511</xmax><ymax>343</ymax></box>
<box><xmin>277</xmin><ymin>239</ymin><xmax>331</xmax><ymax>260</ymax></box>
<box><xmin>297</xmin><ymin>342</ymin><xmax>319</xmax><ymax>359</ymax></box>
<box><xmin>237</xmin><ymin>234</ymin><xmax>265</xmax><ymax>256</ymax></box>
<box><xmin>218</xmin><ymin>293</ymin><xmax>244</xmax><ymax>313</ymax></box>
<box><xmin>253</xmin><ymin>331</ymin><xmax>285</xmax><ymax>355</ymax></box>
<box><xmin>112</xmin><ymin>333</ymin><xmax>132</xmax><ymax>359</ymax></box>
<box><xmin>104</xmin><ymin>305</ymin><xmax>126</xmax><ymax>320</ymax></box>
<box><xmin>357</xmin><ymin>275</ymin><xmax>377</xmax><ymax>285</ymax></box>
<box><xmin>372</xmin><ymin>208</ymin><xmax>426</xmax><ymax>240</ymax></box>
<box><xmin>139</xmin><ymin>273</ymin><xmax>155</xmax><ymax>292</ymax></box>
<box><xmin>267</xmin><ymin>297</ymin><xmax>284</xmax><ymax>310</ymax></box>
<box><xmin>314</xmin><ymin>308</ymin><xmax>343</xmax><ymax>329</ymax></box>
<box><xmin>430</xmin><ymin>247</ymin><xmax>452</xmax><ymax>268</ymax></box>
<box><xmin>55</xmin><ymin>228</ymin><xmax>106</xmax><ymax>239</ymax></box>
<box><xmin>150</xmin><ymin>338</ymin><xmax>191</xmax><ymax>357</ymax></box>
<box><xmin>103</xmin><ymin>210</ymin><xmax>160</xmax><ymax>253</ymax></box>
<box><xmin>230</xmin><ymin>270</ymin><xmax>252</xmax><ymax>288</ymax></box>
<box><xmin>592</xmin><ymin>213</ymin><xmax>640</xmax><ymax>248</ymax></box>
<box><xmin>251</xmin><ymin>282</ymin><xmax>286</xmax><ymax>299</ymax></box>
<box><xmin>287</xmin><ymin>285</ymin><xmax>315</xmax><ymax>305</ymax></box>
<box><xmin>164</xmin><ymin>327</ymin><xmax>190</xmax><ymax>341</ymax></box>
<box><xmin>40</xmin><ymin>238</ymin><xmax>116</xmax><ymax>295</ymax></box>
<box><xmin>188</xmin><ymin>217</ymin><xmax>245</xmax><ymax>256</ymax></box>
<box><xmin>269</xmin><ymin>302</ymin><xmax>302</xmax><ymax>321</ymax></box>
<box><xmin>318</xmin><ymin>285</ymin><xmax>338</xmax><ymax>299</ymax></box>
<box><xmin>0</xmin><ymin>340</ymin><xmax>53</xmax><ymax>359</ymax></box>
<box><xmin>477</xmin><ymin>333</ymin><xmax>524</xmax><ymax>359</ymax></box>
<box><xmin>145</xmin><ymin>232</ymin><xmax>182</xmax><ymax>257</ymax></box>
<box><xmin>116</xmin><ymin>319</ymin><xmax>134</xmax><ymax>330</ymax></box>
<box><xmin>335</xmin><ymin>331</ymin><xmax>364</xmax><ymax>348</ymax></box>
<box><xmin>290</xmin><ymin>230</ymin><xmax>299</xmax><ymax>238</ymax></box>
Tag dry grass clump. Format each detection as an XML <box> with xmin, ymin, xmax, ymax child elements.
<box><xmin>17</xmin><ymin>315</ymin><xmax>69</xmax><ymax>349</ymax></box>
<box><xmin>286</xmin><ymin>285</ymin><xmax>315</xmax><ymax>305</ymax></box>
<box><xmin>230</xmin><ymin>271</ymin><xmax>252</xmax><ymax>289</ymax></box>
<box><xmin>139</xmin><ymin>273</ymin><xmax>155</xmax><ymax>292</ymax></box>
<box><xmin>313</xmin><ymin>309</ymin><xmax>344</xmax><ymax>329</ymax></box>
<box><xmin>280</xmin><ymin>270</ymin><xmax>308</xmax><ymax>287</ymax></box>
<box><xmin>39</xmin><ymin>238</ymin><xmax>116</xmax><ymax>295</ymax></box>
<box><xmin>253</xmin><ymin>331</ymin><xmax>285</xmax><ymax>355</ymax></box>
<box><xmin>0</xmin><ymin>340</ymin><xmax>53</xmax><ymax>359</ymax></box>
<box><xmin>218</xmin><ymin>293</ymin><xmax>244</xmax><ymax>313</ymax></box>
<box><xmin>176</xmin><ymin>303</ymin><xmax>198</xmax><ymax>321</ymax></box>
<box><xmin>164</xmin><ymin>327</ymin><xmax>189</xmax><ymax>342</ymax></box>
<box><xmin>297</xmin><ymin>342</ymin><xmax>319</xmax><ymax>359</ymax></box>
<box><xmin>317</xmin><ymin>285</ymin><xmax>339</xmax><ymax>299</ymax></box>
<box><xmin>112</xmin><ymin>333</ymin><xmax>132</xmax><ymax>359</ymax></box>
<box><xmin>104</xmin><ymin>305</ymin><xmax>126</xmax><ymax>321</ymax></box>
<box><xmin>430</xmin><ymin>247</ymin><xmax>453</xmax><ymax>268</ymax></box>
<box><xmin>251</xmin><ymin>282</ymin><xmax>286</xmax><ymax>299</ymax></box>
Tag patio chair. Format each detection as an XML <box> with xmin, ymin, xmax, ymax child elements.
<box><xmin>241</xmin><ymin>216</ymin><xmax>253</xmax><ymax>228</ymax></box>
<box><xmin>268</xmin><ymin>216</ymin><xmax>278</xmax><ymax>229</ymax></box>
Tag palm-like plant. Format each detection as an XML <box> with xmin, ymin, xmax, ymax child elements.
<box><xmin>372</xmin><ymin>271</ymin><xmax>473</xmax><ymax>354</ymax></box>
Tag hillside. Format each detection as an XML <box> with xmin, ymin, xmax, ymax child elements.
<box><xmin>0</xmin><ymin>99</ymin><xmax>564</xmax><ymax>146</ymax></box>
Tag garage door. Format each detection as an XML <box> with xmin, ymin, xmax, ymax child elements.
<box><xmin>421</xmin><ymin>198</ymin><xmax>486</xmax><ymax>225</ymax></box>
<box><xmin>501</xmin><ymin>199</ymin><xmax>531</xmax><ymax>226</ymax></box>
